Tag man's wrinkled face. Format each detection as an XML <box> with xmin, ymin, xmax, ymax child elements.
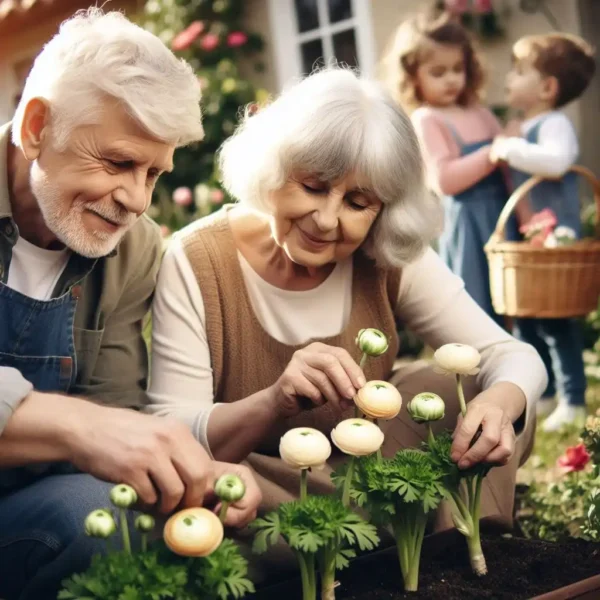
<box><xmin>29</xmin><ymin>101</ymin><xmax>174</xmax><ymax>257</ymax></box>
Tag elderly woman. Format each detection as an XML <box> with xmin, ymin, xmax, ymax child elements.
<box><xmin>149</xmin><ymin>67</ymin><xmax>547</xmax><ymax>530</ymax></box>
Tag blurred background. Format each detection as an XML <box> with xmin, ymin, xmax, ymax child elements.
<box><xmin>0</xmin><ymin>0</ymin><xmax>598</xmax><ymax>232</ymax></box>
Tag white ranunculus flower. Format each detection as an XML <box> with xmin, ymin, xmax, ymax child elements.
<box><xmin>407</xmin><ymin>392</ymin><xmax>446</xmax><ymax>423</ymax></box>
<box><xmin>433</xmin><ymin>343</ymin><xmax>481</xmax><ymax>376</ymax></box>
<box><xmin>331</xmin><ymin>419</ymin><xmax>384</xmax><ymax>456</ymax></box>
<box><xmin>279</xmin><ymin>427</ymin><xmax>332</xmax><ymax>470</ymax></box>
<box><xmin>354</xmin><ymin>380</ymin><xmax>402</xmax><ymax>420</ymax></box>
<box><xmin>163</xmin><ymin>507</ymin><xmax>224</xmax><ymax>557</ymax></box>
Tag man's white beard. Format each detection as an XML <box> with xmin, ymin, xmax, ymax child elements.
<box><xmin>30</xmin><ymin>162</ymin><xmax>131</xmax><ymax>258</ymax></box>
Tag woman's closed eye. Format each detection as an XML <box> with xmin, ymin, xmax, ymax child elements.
<box><xmin>302</xmin><ymin>182</ymin><xmax>328</xmax><ymax>195</ymax></box>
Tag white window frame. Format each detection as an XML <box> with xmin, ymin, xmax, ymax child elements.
<box><xmin>267</xmin><ymin>0</ymin><xmax>377</xmax><ymax>89</ymax></box>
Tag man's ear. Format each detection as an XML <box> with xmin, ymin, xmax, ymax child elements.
<box><xmin>20</xmin><ymin>98</ymin><xmax>51</xmax><ymax>162</ymax></box>
<box><xmin>540</xmin><ymin>76</ymin><xmax>559</xmax><ymax>106</ymax></box>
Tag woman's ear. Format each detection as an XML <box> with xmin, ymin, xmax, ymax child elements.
<box><xmin>20</xmin><ymin>98</ymin><xmax>50</xmax><ymax>162</ymax></box>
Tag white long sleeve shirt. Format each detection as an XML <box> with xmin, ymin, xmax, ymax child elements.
<box><xmin>494</xmin><ymin>111</ymin><xmax>578</xmax><ymax>177</ymax></box>
<box><xmin>147</xmin><ymin>234</ymin><xmax>548</xmax><ymax>456</ymax></box>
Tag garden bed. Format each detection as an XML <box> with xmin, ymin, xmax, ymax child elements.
<box><xmin>252</xmin><ymin>526</ymin><xmax>599</xmax><ymax>600</ymax></box>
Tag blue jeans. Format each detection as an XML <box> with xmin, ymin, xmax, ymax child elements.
<box><xmin>0</xmin><ymin>473</ymin><xmax>119</xmax><ymax>600</ymax></box>
<box><xmin>513</xmin><ymin>317</ymin><xmax>587</xmax><ymax>406</ymax></box>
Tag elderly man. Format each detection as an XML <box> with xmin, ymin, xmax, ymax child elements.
<box><xmin>0</xmin><ymin>8</ymin><xmax>260</xmax><ymax>600</ymax></box>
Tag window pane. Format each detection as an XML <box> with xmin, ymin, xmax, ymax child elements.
<box><xmin>332</xmin><ymin>28</ymin><xmax>358</xmax><ymax>67</ymax></box>
<box><xmin>328</xmin><ymin>0</ymin><xmax>352</xmax><ymax>23</ymax></box>
<box><xmin>300</xmin><ymin>38</ymin><xmax>325</xmax><ymax>74</ymax></box>
<box><xmin>294</xmin><ymin>0</ymin><xmax>319</xmax><ymax>33</ymax></box>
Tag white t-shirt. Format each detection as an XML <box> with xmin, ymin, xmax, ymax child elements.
<box><xmin>147</xmin><ymin>225</ymin><xmax>548</xmax><ymax>456</ymax></box>
<box><xmin>494</xmin><ymin>111</ymin><xmax>578</xmax><ymax>177</ymax></box>
<box><xmin>6</xmin><ymin>236</ymin><xmax>70</xmax><ymax>300</ymax></box>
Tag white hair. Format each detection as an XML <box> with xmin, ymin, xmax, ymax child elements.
<box><xmin>12</xmin><ymin>7</ymin><xmax>204</xmax><ymax>149</ymax></box>
<box><xmin>219</xmin><ymin>67</ymin><xmax>441</xmax><ymax>268</ymax></box>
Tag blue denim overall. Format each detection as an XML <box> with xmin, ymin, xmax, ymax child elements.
<box><xmin>0</xmin><ymin>272</ymin><xmax>114</xmax><ymax>600</ymax></box>
<box><xmin>437</xmin><ymin>124</ymin><xmax>509</xmax><ymax>327</ymax></box>
<box><xmin>510</xmin><ymin>118</ymin><xmax>587</xmax><ymax>406</ymax></box>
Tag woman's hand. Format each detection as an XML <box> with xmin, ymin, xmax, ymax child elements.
<box><xmin>450</xmin><ymin>382</ymin><xmax>526</xmax><ymax>470</ymax></box>
<box><xmin>273</xmin><ymin>342</ymin><xmax>367</xmax><ymax>418</ymax></box>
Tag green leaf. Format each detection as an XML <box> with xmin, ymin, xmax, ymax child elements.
<box><xmin>250</xmin><ymin>513</ymin><xmax>281</xmax><ymax>554</ymax></box>
<box><xmin>335</xmin><ymin>548</ymin><xmax>356</xmax><ymax>570</ymax></box>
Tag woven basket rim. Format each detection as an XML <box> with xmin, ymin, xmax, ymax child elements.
<box><xmin>485</xmin><ymin>238</ymin><xmax>600</xmax><ymax>254</ymax></box>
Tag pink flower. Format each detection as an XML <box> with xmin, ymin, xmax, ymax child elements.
<box><xmin>520</xmin><ymin>208</ymin><xmax>558</xmax><ymax>241</ymax></box>
<box><xmin>173</xmin><ymin>187</ymin><xmax>193</xmax><ymax>207</ymax></box>
<box><xmin>200</xmin><ymin>33</ymin><xmax>220</xmax><ymax>52</ymax></box>
<box><xmin>557</xmin><ymin>443</ymin><xmax>591</xmax><ymax>473</ymax></box>
<box><xmin>445</xmin><ymin>0</ymin><xmax>469</xmax><ymax>14</ymax></box>
<box><xmin>227</xmin><ymin>31</ymin><xmax>248</xmax><ymax>48</ymax></box>
<box><xmin>171</xmin><ymin>21</ymin><xmax>204</xmax><ymax>52</ymax></box>
<box><xmin>474</xmin><ymin>0</ymin><xmax>494</xmax><ymax>13</ymax></box>
<box><xmin>211</xmin><ymin>189</ymin><xmax>225</xmax><ymax>204</ymax></box>
<box><xmin>160</xmin><ymin>224</ymin><xmax>171</xmax><ymax>238</ymax></box>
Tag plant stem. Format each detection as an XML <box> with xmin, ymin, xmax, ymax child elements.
<box><xmin>296</xmin><ymin>551</ymin><xmax>317</xmax><ymax>600</ymax></box>
<box><xmin>119</xmin><ymin>508</ymin><xmax>131</xmax><ymax>555</ymax></box>
<box><xmin>141</xmin><ymin>533</ymin><xmax>147</xmax><ymax>553</ymax></box>
<box><xmin>359</xmin><ymin>353</ymin><xmax>367</xmax><ymax>370</ymax></box>
<box><xmin>320</xmin><ymin>543</ymin><xmax>338</xmax><ymax>600</ymax></box>
<box><xmin>342</xmin><ymin>457</ymin><xmax>355</xmax><ymax>507</ymax></box>
<box><xmin>219</xmin><ymin>501</ymin><xmax>230</xmax><ymax>523</ymax></box>
<box><xmin>456</xmin><ymin>374</ymin><xmax>467</xmax><ymax>417</ymax></box>
<box><xmin>300</xmin><ymin>468</ymin><xmax>308</xmax><ymax>502</ymax></box>
<box><xmin>393</xmin><ymin>509</ymin><xmax>427</xmax><ymax>592</ymax></box>
<box><xmin>427</xmin><ymin>423</ymin><xmax>435</xmax><ymax>446</ymax></box>
<box><xmin>467</xmin><ymin>532</ymin><xmax>487</xmax><ymax>576</ymax></box>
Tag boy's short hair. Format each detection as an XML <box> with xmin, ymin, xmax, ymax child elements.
<box><xmin>512</xmin><ymin>33</ymin><xmax>596</xmax><ymax>108</ymax></box>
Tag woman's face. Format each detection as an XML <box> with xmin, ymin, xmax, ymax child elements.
<box><xmin>269</xmin><ymin>171</ymin><xmax>382</xmax><ymax>269</ymax></box>
<box><xmin>415</xmin><ymin>42</ymin><xmax>466</xmax><ymax>108</ymax></box>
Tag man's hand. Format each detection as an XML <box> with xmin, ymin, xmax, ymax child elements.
<box><xmin>66</xmin><ymin>399</ymin><xmax>215</xmax><ymax>514</ymax></box>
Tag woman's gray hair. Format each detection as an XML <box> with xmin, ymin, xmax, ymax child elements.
<box><xmin>219</xmin><ymin>66</ymin><xmax>441</xmax><ymax>268</ymax></box>
<box><xmin>12</xmin><ymin>8</ymin><xmax>204</xmax><ymax>150</ymax></box>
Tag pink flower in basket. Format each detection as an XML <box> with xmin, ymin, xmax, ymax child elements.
<box><xmin>519</xmin><ymin>208</ymin><xmax>558</xmax><ymax>245</ymax></box>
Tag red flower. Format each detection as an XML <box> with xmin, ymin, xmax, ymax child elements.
<box><xmin>171</xmin><ymin>21</ymin><xmax>204</xmax><ymax>52</ymax></box>
<box><xmin>557</xmin><ymin>443</ymin><xmax>591</xmax><ymax>473</ymax></box>
<box><xmin>474</xmin><ymin>0</ymin><xmax>494</xmax><ymax>13</ymax></box>
<box><xmin>200</xmin><ymin>33</ymin><xmax>220</xmax><ymax>52</ymax></box>
<box><xmin>227</xmin><ymin>31</ymin><xmax>248</xmax><ymax>48</ymax></box>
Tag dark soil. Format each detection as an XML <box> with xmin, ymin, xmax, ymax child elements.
<box><xmin>252</xmin><ymin>532</ymin><xmax>599</xmax><ymax>600</ymax></box>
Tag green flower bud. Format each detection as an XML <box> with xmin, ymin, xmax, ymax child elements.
<box><xmin>407</xmin><ymin>392</ymin><xmax>445</xmax><ymax>424</ymax></box>
<box><xmin>214</xmin><ymin>474</ymin><xmax>246</xmax><ymax>503</ymax></box>
<box><xmin>109</xmin><ymin>484</ymin><xmax>138</xmax><ymax>508</ymax></box>
<box><xmin>355</xmin><ymin>328</ymin><xmax>389</xmax><ymax>357</ymax></box>
<box><xmin>134</xmin><ymin>514</ymin><xmax>156</xmax><ymax>533</ymax></box>
<box><xmin>84</xmin><ymin>509</ymin><xmax>117</xmax><ymax>539</ymax></box>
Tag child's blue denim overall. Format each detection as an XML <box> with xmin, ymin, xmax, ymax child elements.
<box><xmin>0</xmin><ymin>270</ymin><xmax>119</xmax><ymax>599</ymax></box>
<box><xmin>437</xmin><ymin>124</ymin><xmax>509</xmax><ymax>327</ymax></box>
<box><xmin>510</xmin><ymin>117</ymin><xmax>587</xmax><ymax>406</ymax></box>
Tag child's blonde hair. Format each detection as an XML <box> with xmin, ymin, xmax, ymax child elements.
<box><xmin>512</xmin><ymin>33</ymin><xmax>595</xmax><ymax>108</ymax></box>
<box><xmin>381</xmin><ymin>12</ymin><xmax>485</xmax><ymax>113</ymax></box>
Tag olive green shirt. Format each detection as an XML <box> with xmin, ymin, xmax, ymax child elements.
<box><xmin>0</xmin><ymin>122</ymin><xmax>162</xmax><ymax>432</ymax></box>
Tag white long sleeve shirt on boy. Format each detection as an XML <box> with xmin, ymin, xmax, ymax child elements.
<box><xmin>494</xmin><ymin>111</ymin><xmax>579</xmax><ymax>177</ymax></box>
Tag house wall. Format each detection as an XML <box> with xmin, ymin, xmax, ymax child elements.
<box><xmin>0</xmin><ymin>0</ymin><xmax>140</xmax><ymax>124</ymax></box>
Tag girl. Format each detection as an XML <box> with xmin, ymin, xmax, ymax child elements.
<box><xmin>383</xmin><ymin>12</ymin><xmax>518</xmax><ymax>326</ymax></box>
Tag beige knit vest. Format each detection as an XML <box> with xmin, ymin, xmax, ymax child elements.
<box><xmin>181</xmin><ymin>208</ymin><xmax>401</xmax><ymax>454</ymax></box>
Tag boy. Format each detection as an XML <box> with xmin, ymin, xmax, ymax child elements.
<box><xmin>491</xmin><ymin>33</ymin><xmax>596</xmax><ymax>431</ymax></box>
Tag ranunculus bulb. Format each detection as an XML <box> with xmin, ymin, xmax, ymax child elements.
<box><xmin>109</xmin><ymin>484</ymin><xmax>138</xmax><ymax>508</ymax></box>
<box><xmin>134</xmin><ymin>514</ymin><xmax>156</xmax><ymax>533</ymax></box>
<box><xmin>84</xmin><ymin>509</ymin><xmax>117</xmax><ymax>538</ymax></box>
<box><xmin>407</xmin><ymin>392</ymin><xmax>445</xmax><ymax>423</ymax></box>
<box><xmin>331</xmin><ymin>419</ymin><xmax>384</xmax><ymax>456</ymax></box>
<box><xmin>214</xmin><ymin>474</ymin><xmax>246</xmax><ymax>502</ymax></box>
<box><xmin>355</xmin><ymin>380</ymin><xmax>402</xmax><ymax>420</ymax></box>
<box><xmin>164</xmin><ymin>507</ymin><xmax>224</xmax><ymax>557</ymax></box>
<box><xmin>279</xmin><ymin>427</ymin><xmax>332</xmax><ymax>469</ymax></box>
<box><xmin>434</xmin><ymin>343</ymin><xmax>481</xmax><ymax>376</ymax></box>
<box><xmin>356</xmin><ymin>328</ymin><xmax>389</xmax><ymax>357</ymax></box>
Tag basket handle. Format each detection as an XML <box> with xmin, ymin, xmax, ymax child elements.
<box><xmin>489</xmin><ymin>164</ymin><xmax>600</xmax><ymax>244</ymax></box>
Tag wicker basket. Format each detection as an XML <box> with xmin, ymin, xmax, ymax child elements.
<box><xmin>484</xmin><ymin>165</ymin><xmax>600</xmax><ymax>318</ymax></box>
